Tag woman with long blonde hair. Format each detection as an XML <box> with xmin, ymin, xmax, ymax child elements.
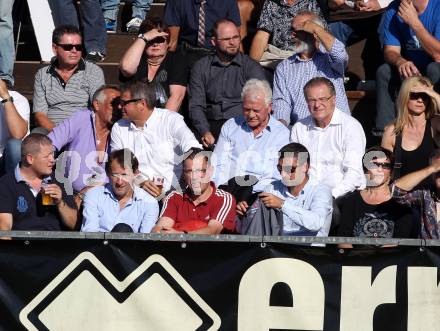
<box><xmin>382</xmin><ymin>76</ymin><xmax>440</xmax><ymax>187</ymax></box>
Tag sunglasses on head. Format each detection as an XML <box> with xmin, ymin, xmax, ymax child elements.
<box><xmin>409</xmin><ymin>92</ymin><xmax>429</xmax><ymax>100</ymax></box>
<box><xmin>147</xmin><ymin>36</ymin><xmax>167</xmax><ymax>45</ymax></box>
<box><xmin>56</xmin><ymin>43</ymin><xmax>83</xmax><ymax>51</ymax></box>
<box><xmin>371</xmin><ymin>161</ymin><xmax>393</xmax><ymax>170</ymax></box>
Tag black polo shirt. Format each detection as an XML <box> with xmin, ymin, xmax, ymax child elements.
<box><xmin>0</xmin><ymin>169</ymin><xmax>73</xmax><ymax>231</ymax></box>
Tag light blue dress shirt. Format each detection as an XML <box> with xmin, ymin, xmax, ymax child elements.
<box><xmin>265</xmin><ymin>178</ymin><xmax>333</xmax><ymax>236</ymax></box>
<box><xmin>81</xmin><ymin>184</ymin><xmax>159</xmax><ymax>233</ymax></box>
<box><xmin>212</xmin><ymin>115</ymin><xmax>290</xmax><ymax>193</ymax></box>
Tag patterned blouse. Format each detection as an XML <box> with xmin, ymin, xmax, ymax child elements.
<box><xmin>393</xmin><ymin>185</ymin><xmax>440</xmax><ymax>239</ymax></box>
<box><xmin>257</xmin><ymin>0</ymin><xmax>326</xmax><ymax>51</ymax></box>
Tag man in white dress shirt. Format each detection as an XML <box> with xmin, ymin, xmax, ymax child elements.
<box><xmin>110</xmin><ymin>81</ymin><xmax>201</xmax><ymax>198</ymax></box>
<box><xmin>290</xmin><ymin>77</ymin><xmax>366</xmax><ymax>198</ymax></box>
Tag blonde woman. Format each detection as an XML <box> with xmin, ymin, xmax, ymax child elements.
<box><xmin>381</xmin><ymin>76</ymin><xmax>440</xmax><ymax>187</ymax></box>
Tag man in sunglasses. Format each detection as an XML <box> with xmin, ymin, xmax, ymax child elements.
<box><xmin>33</xmin><ymin>25</ymin><xmax>105</xmax><ymax>133</ymax></box>
<box><xmin>237</xmin><ymin>142</ymin><xmax>333</xmax><ymax>236</ymax></box>
<box><xmin>189</xmin><ymin>19</ymin><xmax>266</xmax><ymax>148</ymax></box>
<box><xmin>110</xmin><ymin>81</ymin><xmax>202</xmax><ymax>198</ymax></box>
<box><xmin>47</xmin><ymin>85</ymin><xmax>121</xmax><ymax>203</ymax></box>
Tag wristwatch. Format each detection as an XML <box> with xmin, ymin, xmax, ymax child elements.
<box><xmin>137</xmin><ymin>34</ymin><xmax>149</xmax><ymax>43</ymax></box>
<box><xmin>1</xmin><ymin>96</ymin><xmax>13</xmax><ymax>104</ymax></box>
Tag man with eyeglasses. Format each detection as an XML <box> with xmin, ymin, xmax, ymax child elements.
<box><xmin>189</xmin><ymin>19</ymin><xmax>266</xmax><ymax>148</ymax></box>
<box><xmin>237</xmin><ymin>142</ymin><xmax>333</xmax><ymax>236</ymax></box>
<box><xmin>81</xmin><ymin>148</ymin><xmax>159</xmax><ymax>233</ymax></box>
<box><xmin>110</xmin><ymin>81</ymin><xmax>201</xmax><ymax>198</ymax></box>
<box><xmin>152</xmin><ymin>148</ymin><xmax>236</xmax><ymax>234</ymax></box>
<box><xmin>272</xmin><ymin>10</ymin><xmax>350</xmax><ymax>126</ymax></box>
<box><xmin>33</xmin><ymin>25</ymin><xmax>105</xmax><ymax>133</ymax></box>
<box><xmin>291</xmin><ymin>77</ymin><xmax>366</xmax><ymax>199</ymax></box>
<box><xmin>0</xmin><ymin>134</ymin><xmax>78</xmax><ymax>233</ymax></box>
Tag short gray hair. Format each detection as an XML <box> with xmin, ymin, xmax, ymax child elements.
<box><xmin>241</xmin><ymin>79</ymin><xmax>272</xmax><ymax>107</ymax></box>
<box><xmin>120</xmin><ymin>81</ymin><xmax>156</xmax><ymax>109</ymax></box>
<box><xmin>294</xmin><ymin>10</ymin><xmax>326</xmax><ymax>29</ymax></box>
<box><xmin>92</xmin><ymin>84</ymin><xmax>120</xmax><ymax>104</ymax></box>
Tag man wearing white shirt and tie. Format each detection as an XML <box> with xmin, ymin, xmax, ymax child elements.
<box><xmin>110</xmin><ymin>81</ymin><xmax>201</xmax><ymax>198</ymax></box>
<box><xmin>290</xmin><ymin>77</ymin><xmax>366</xmax><ymax>199</ymax></box>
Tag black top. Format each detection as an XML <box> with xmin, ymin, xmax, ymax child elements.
<box><xmin>188</xmin><ymin>52</ymin><xmax>266</xmax><ymax>136</ymax></box>
<box><xmin>394</xmin><ymin>120</ymin><xmax>438</xmax><ymax>188</ymax></box>
<box><xmin>119</xmin><ymin>52</ymin><xmax>188</xmax><ymax>108</ymax></box>
<box><xmin>0</xmin><ymin>171</ymin><xmax>75</xmax><ymax>231</ymax></box>
<box><xmin>337</xmin><ymin>190</ymin><xmax>413</xmax><ymax>238</ymax></box>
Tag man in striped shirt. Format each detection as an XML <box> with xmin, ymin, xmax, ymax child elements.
<box><xmin>272</xmin><ymin>10</ymin><xmax>350</xmax><ymax>126</ymax></box>
<box><xmin>33</xmin><ymin>25</ymin><xmax>105</xmax><ymax>132</ymax></box>
<box><xmin>152</xmin><ymin>148</ymin><xmax>236</xmax><ymax>234</ymax></box>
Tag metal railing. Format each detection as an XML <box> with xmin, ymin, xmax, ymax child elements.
<box><xmin>0</xmin><ymin>231</ymin><xmax>431</xmax><ymax>246</ymax></box>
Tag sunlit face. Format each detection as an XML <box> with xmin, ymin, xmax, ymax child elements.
<box><xmin>407</xmin><ymin>89</ymin><xmax>429</xmax><ymax>115</ymax></box>
<box><xmin>365</xmin><ymin>157</ymin><xmax>392</xmax><ymax>187</ymax></box>
<box><xmin>120</xmin><ymin>90</ymin><xmax>143</xmax><ymax>121</ymax></box>
<box><xmin>52</xmin><ymin>33</ymin><xmax>82</xmax><ymax>66</ymax></box>
<box><xmin>28</xmin><ymin>143</ymin><xmax>55</xmax><ymax>177</ymax></box>
<box><xmin>213</xmin><ymin>22</ymin><xmax>240</xmax><ymax>57</ymax></box>
<box><xmin>109</xmin><ymin>160</ymin><xmax>135</xmax><ymax>198</ymax></box>
<box><xmin>242</xmin><ymin>92</ymin><xmax>271</xmax><ymax>131</ymax></box>
<box><xmin>291</xmin><ymin>14</ymin><xmax>316</xmax><ymax>53</ymax></box>
<box><xmin>182</xmin><ymin>157</ymin><xmax>212</xmax><ymax>196</ymax></box>
<box><xmin>145</xmin><ymin>35</ymin><xmax>168</xmax><ymax>58</ymax></box>
<box><xmin>304</xmin><ymin>83</ymin><xmax>336</xmax><ymax>126</ymax></box>
<box><xmin>277</xmin><ymin>157</ymin><xmax>309</xmax><ymax>187</ymax></box>
<box><xmin>95</xmin><ymin>89</ymin><xmax>121</xmax><ymax>126</ymax></box>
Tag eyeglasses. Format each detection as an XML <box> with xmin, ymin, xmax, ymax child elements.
<box><xmin>216</xmin><ymin>35</ymin><xmax>240</xmax><ymax>42</ymax></box>
<box><xmin>277</xmin><ymin>164</ymin><xmax>297</xmax><ymax>174</ymax></box>
<box><xmin>119</xmin><ymin>98</ymin><xmax>142</xmax><ymax>106</ymax></box>
<box><xmin>306</xmin><ymin>95</ymin><xmax>333</xmax><ymax>105</ymax></box>
<box><xmin>371</xmin><ymin>162</ymin><xmax>393</xmax><ymax>170</ymax></box>
<box><xmin>146</xmin><ymin>36</ymin><xmax>167</xmax><ymax>45</ymax></box>
<box><xmin>56</xmin><ymin>43</ymin><xmax>83</xmax><ymax>51</ymax></box>
<box><xmin>409</xmin><ymin>92</ymin><xmax>429</xmax><ymax>101</ymax></box>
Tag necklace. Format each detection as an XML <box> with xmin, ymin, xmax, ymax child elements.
<box><xmin>96</xmin><ymin>131</ymin><xmax>108</xmax><ymax>145</ymax></box>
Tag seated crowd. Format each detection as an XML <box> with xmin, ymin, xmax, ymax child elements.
<box><xmin>1</xmin><ymin>0</ymin><xmax>440</xmax><ymax>243</ymax></box>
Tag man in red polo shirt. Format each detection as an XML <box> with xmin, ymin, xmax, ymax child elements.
<box><xmin>153</xmin><ymin>148</ymin><xmax>236</xmax><ymax>234</ymax></box>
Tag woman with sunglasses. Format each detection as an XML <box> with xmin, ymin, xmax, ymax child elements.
<box><xmin>337</xmin><ymin>147</ymin><xmax>413</xmax><ymax>247</ymax></box>
<box><xmin>119</xmin><ymin>18</ymin><xmax>187</xmax><ymax>112</ymax></box>
<box><xmin>382</xmin><ymin>76</ymin><xmax>440</xmax><ymax>188</ymax></box>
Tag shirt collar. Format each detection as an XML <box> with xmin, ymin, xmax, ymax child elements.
<box><xmin>104</xmin><ymin>183</ymin><xmax>140</xmax><ymax>202</ymax></box>
<box><xmin>307</xmin><ymin>108</ymin><xmax>342</xmax><ymax>129</ymax></box>
<box><xmin>14</xmin><ymin>164</ymin><xmax>24</xmax><ymax>183</ymax></box>
<box><xmin>239</xmin><ymin>115</ymin><xmax>274</xmax><ymax>133</ymax></box>
<box><xmin>48</xmin><ymin>57</ymin><xmax>86</xmax><ymax>75</ymax></box>
<box><xmin>129</xmin><ymin>108</ymin><xmax>157</xmax><ymax>131</ymax></box>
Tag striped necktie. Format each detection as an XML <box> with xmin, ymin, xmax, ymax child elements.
<box><xmin>197</xmin><ymin>0</ymin><xmax>207</xmax><ymax>47</ymax></box>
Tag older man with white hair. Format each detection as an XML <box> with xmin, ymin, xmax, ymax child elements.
<box><xmin>212</xmin><ymin>79</ymin><xmax>290</xmax><ymax>203</ymax></box>
<box><xmin>272</xmin><ymin>10</ymin><xmax>350</xmax><ymax>126</ymax></box>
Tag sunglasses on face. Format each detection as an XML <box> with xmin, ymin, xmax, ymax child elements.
<box><xmin>119</xmin><ymin>98</ymin><xmax>142</xmax><ymax>106</ymax></box>
<box><xmin>409</xmin><ymin>92</ymin><xmax>429</xmax><ymax>101</ymax></box>
<box><xmin>277</xmin><ymin>164</ymin><xmax>297</xmax><ymax>174</ymax></box>
<box><xmin>56</xmin><ymin>43</ymin><xmax>83</xmax><ymax>51</ymax></box>
<box><xmin>147</xmin><ymin>36</ymin><xmax>167</xmax><ymax>46</ymax></box>
<box><xmin>371</xmin><ymin>161</ymin><xmax>393</xmax><ymax>170</ymax></box>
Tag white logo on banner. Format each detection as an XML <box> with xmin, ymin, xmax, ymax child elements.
<box><xmin>19</xmin><ymin>252</ymin><xmax>221</xmax><ymax>330</ymax></box>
